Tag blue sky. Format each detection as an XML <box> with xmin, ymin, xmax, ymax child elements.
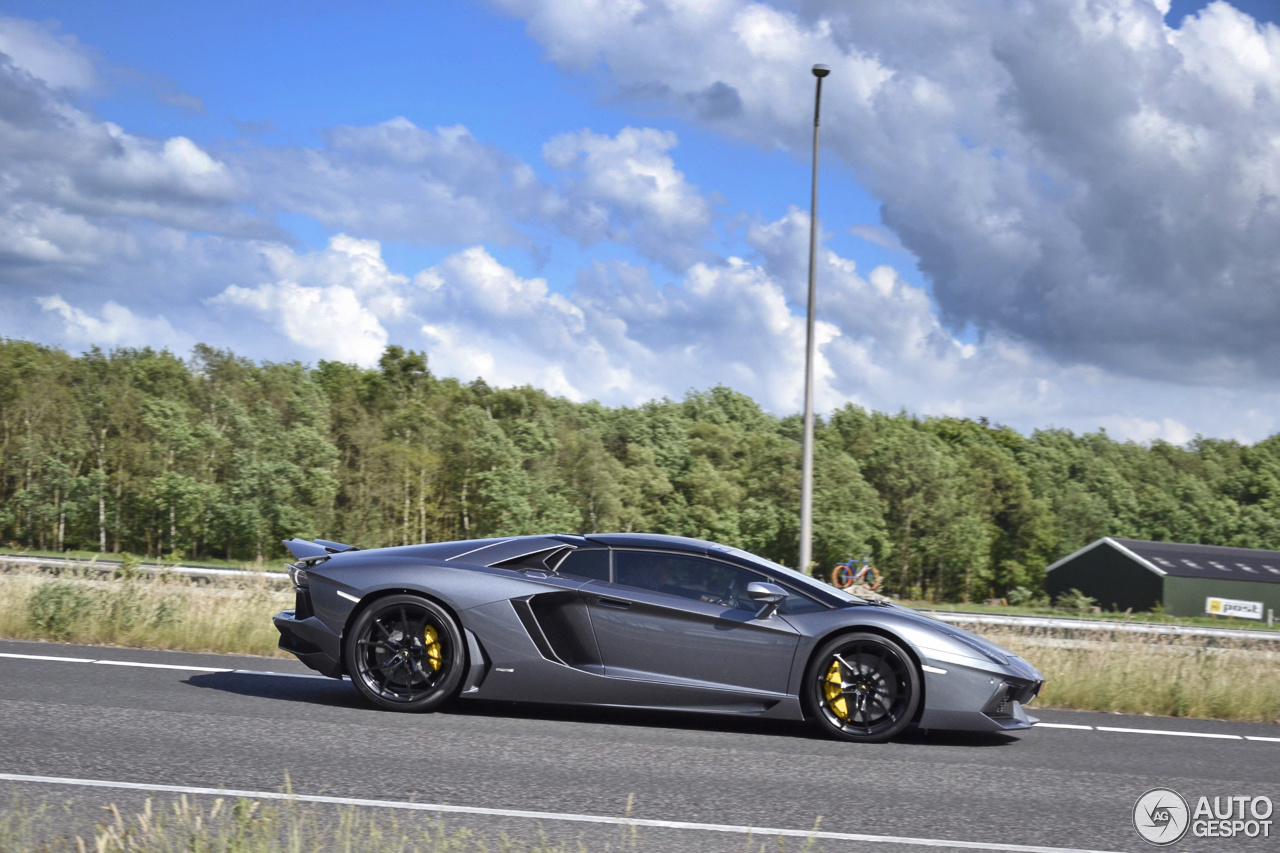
<box><xmin>2</xmin><ymin>0</ymin><xmax>1280</xmax><ymax>442</ymax></box>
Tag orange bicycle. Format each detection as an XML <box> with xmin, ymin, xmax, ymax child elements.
<box><xmin>831</xmin><ymin>557</ymin><xmax>882</xmax><ymax>590</ymax></box>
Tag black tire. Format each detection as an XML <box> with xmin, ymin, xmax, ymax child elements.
<box><xmin>805</xmin><ymin>631</ymin><xmax>920</xmax><ymax>743</ymax></box>
<box><xmin>344</xmin><ymin>594</ymin><xmax>465</xmax><ymax>712</ymax></box>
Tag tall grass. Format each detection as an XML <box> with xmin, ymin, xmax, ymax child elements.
<box><xmin>0</xmin><ymin>792</ymin><xmax>819</xmax><ymax>853</ymax></box>
<box><xmin>0</xmin><ymin>792</ymin><xmax>587</xmax><ymax>853</ymax></box>
<box><xmin>0</xmin><ymin>567</ymin><xmax>290</xmax><ymax>657</ymax></box>
<box><xmin>980</xmin><ymin>625</ymin><xmax>1280</xmax><ymax>723</ymax></box>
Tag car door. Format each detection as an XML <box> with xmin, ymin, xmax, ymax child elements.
<box><xmin>581</xmin><ymin>549</ymin><xmax>800</xmax><ymax>696</ymax></box>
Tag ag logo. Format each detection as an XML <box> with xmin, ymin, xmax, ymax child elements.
<box><xmin>1134</xmin><ymin>788</ymin><xmax>1190</xmax><ymax>845</ymax></box>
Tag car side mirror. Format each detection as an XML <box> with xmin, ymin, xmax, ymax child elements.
<box><xmin>747</xmin><ymin>581</ymin><xmax>787</xmax><ymax>619</ymax></box>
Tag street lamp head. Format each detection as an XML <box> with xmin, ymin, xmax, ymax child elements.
<box><xmin>812</xmin><ymin>64</ymin><xmax>830</xmax><ymax>78</ymax></box>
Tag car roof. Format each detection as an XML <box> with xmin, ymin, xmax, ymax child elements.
<box><xmin>580</xmin><ymin>532</ymin><xmax>716</xmax><ymax>553</ymax></box>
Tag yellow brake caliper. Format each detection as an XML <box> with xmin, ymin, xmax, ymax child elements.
<box><xmin>824</xmin><ymin>660</ymin><xmax>848</xmax><ymax>720</ymax></box>
<box><xmin>424</xmin><ymin>625</ymin><xmax>443</xmax><ymax>672</ymax></box>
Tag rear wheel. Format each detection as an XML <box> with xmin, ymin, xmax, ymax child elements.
<box><xmin>344</xmin><ymin>594</ymin><xmax>465</xmax><ymax>712</ymax></box>
<box><xmin>805</xmin><ymin>632</ymin><xmax>920</xmax><ymax>743</ymax></box>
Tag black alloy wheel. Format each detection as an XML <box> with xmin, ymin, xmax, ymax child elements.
<box><xmin>345</xmin><ymin>594</ymin><xmax>465</xmax><ymax>712</ymax></box>
<box><xmin>806</xmin><ymin>631</ymin><xmax>920</xmax><ymax>743</ymax></box>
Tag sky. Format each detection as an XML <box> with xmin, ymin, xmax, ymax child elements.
<box><xmin>2</xmin><ymin>0</ymin><xmax>1280</xmax><ymax>444</ymax></box>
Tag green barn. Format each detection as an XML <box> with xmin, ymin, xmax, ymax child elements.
<box><xmin>1045</xmin><ymin>537</ymin><xmax>1280</xmax><ymax>621</ymax></box>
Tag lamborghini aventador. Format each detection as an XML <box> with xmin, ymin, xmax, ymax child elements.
<box><xmin>274</xmin><ymin>533</ymin><xmax>1043</xmax><ymax>743</ymax></box>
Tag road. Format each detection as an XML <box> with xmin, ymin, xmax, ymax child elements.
<box><xmin>2</xmin><ymin>638</ymin><xmax>1278</xmax><ymax>852</ymax></box>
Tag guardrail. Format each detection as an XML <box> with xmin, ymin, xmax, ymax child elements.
<box><xmin>921</xmin><ymin>610</ymin><xmax>1280</xmax><ymax>642</ymax></box>
<box><xmin>0</xmin><ymin>553</ymin><xmax>288</xmax><ymax>583</ymax></box>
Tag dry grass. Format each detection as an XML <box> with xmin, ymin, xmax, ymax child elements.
<box><xmin>0</xmin><ymin>791</ymin><xmax>822</xmax><ymax>853</ymax></box>
<box><xmin>0</xmin><ymin>566</ymin><xmax>291</xmax><ymax>658</ymax></box>
<box><xmin>0</xmin><ymin>792</ymin><xmax>587</xmax><ymax>853</ymax></box>
<box><xmin>973</xmin><ymin>624</ymin><xmax>1280</xmax><ymax>723</ymax></box>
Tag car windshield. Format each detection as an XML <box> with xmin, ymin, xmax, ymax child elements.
<box><xmin>711</xmin><ymin>546</ymin><xmax>877</xmax><ymax>606</ymax></box>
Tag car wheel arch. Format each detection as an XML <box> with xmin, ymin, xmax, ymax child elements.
<box><xmin>800</xmin><ymin>625</ymin><xmax>927</xmax><ymax>724</ymax></box>
<box><xmin>339</xmin><ymin>586</ymin><xmax>468</xmax><ymax>677</ymax></box>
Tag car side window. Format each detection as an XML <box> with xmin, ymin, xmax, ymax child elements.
<box><xmin>612</xmin><ymin>550</ymin><xmax>760</xmax><ymax>610</ymax></box>
<box><xmin>555</xmin><ymin>548</ymin><xmax>611</xmax><ymax>582</ymax></box>
<box><xmin>612</xmin><ymin>550</ymin><xmax>827</xmax><ymax>614</ymax></box>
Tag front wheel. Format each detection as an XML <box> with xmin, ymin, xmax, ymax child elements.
<box><xmin>344</xmin><ymin>594</ymin><xmax>465</xmax><ymax>712</ymax></box>
<box><xmin>831</xmin><ymin>564</ymin><xmax>856</xmax><ymax>589</ymax></box>
<box><xmin>805</xmin><ymin>632</ymin><xmax>920</xmax><ymax>743</ymax></box>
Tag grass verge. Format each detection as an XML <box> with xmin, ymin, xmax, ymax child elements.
<box><xmin>1</xmin><ymin>567</ymin><xmax>1278</xmax><ymax>723</ymax></box>
<box><xmin>0</xmin><ymin>565</ymin><xmax>290</xmax><ymax>658</ymax></box>
<box><xmin>0</xmin><ymin>791</ymin><xmax>821</xmax><ymax>853</ymax></box>
<box><xmin>984</xmin><ymin>625</ymin><xmax>1280</xmax><ymax>722</ymax></box>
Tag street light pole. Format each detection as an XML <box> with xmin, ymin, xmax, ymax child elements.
<box><xmin>799</xmin><ymin>63</ymin><xmax>829</xmax><ymax>575</ymax></box>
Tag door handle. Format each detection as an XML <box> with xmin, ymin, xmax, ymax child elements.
<box><xmin>596</xmin><ymin>597</ymin><xmax>631</xmax><ymax>610</ymax></box>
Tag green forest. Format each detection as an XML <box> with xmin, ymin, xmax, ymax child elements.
<box><xmin>4</xmin><ymin>338</ymin><xmax>1280</xmax><ymax>602</ymax></box>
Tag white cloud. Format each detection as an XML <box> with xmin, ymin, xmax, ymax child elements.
<box><xmin>244</xmin><ymin>119</ymin><xmax>715</xmax><ymax>268</ymax></box>
<box><xmin>94</xmin><ymin>133</ymin><xmax>237</xmax><ymax>200</ymax></box>
<box><xmin>0</xmin><ymin>16</ymin><xmax>97</xmax><ymax>91</ymax></box>
<box><xmin>848</xmin><ymin>224</ymin><xmax>907</xmax><ymax>254</ymax></box>
<box><xmin>0</xmin><ymin>43</ymin><xmax>262</xmax><ymax>264</ymax></box>
<box><xmin>412</xmin><ymin>239</ymin><xmax>832</xmax><ymax>413</ymax></box>
<box><xmin>398</xmin><ymin>214</ymin><xmax>1280</xmax><ymax>445</ymax></box>
<box><xmin>1096</xmin><ymin>415</ymin><xmax>1194</xmax><ymax>445</ymax></box>
<box><xmin>499</xmin><ymin>0</ymin><xmax>1280</xmax><ymax>387</ymax></box>
<box><xmin>258</xmin><ymin>234</ymin><xmax>411</xmax><ymax>321</ymax></box>
<box><xmin>36</xmin><ymin>295</ymin><xmax>191</xmax><ymax>351</ymax></box>
<box><xmin>209</xmin><ymin>280</ymin><xmax>388</xmax><ymax>367</ymax></box>
<box><xmin>245</xmin><ymin>118</ymin><xmax>552</xmax><ymax>248</ymax></box>
<box><xmin>543</xmin><ymin>126</ymin><xmax>714</xmax><ymax>268</ymax></box>
<box><xmin>204</xmin><ymin>235</ymin><xmax>403</xmax><ymax>367</ymax></box>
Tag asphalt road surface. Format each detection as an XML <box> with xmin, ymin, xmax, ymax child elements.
<box><xmin>2</xmin><ymin>638</ymin><xmax>1278</xmax><ymax>852</ymax></box>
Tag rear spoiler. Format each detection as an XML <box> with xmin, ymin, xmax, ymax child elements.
<box><xmin>283</xmin><ymin>537</ymin><xmax>359</xmax><ymax>566</ymax></box>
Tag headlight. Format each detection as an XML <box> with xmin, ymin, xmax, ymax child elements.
<box><xmin>948</xmin><ymin>632</ymin><xmax>1009</xmax><ymax>665</ymax></box>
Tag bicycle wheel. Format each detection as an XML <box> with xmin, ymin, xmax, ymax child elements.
<box><xmin>855</xmin><ymin>565</ymin><xmax>883</xmax><ymax>591</ymax></box>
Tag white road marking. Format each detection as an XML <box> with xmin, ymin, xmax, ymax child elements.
<box><xmin>1095</xmin><ymin>726</ymin><xmax>1241</xmax><ymax>740</ymax></box>
<box><xmin>236</xmin><ymin>669</ymin><xmax>336</xmax><ymax>679</ymax></box>
<box><xmin>0</xmin><ymin>772</ymin><xmax>1124</xmax><ymax>853</ymax></box>
<box><xmin>0</xmin><ymin>652</ymin><xmax>94</xmax><ymax>664</ymax></box>
<box><xmin>0</xmin><ymin>651</ymin><xmax>328</xmax><ymax>679</ymax></box>
<box><xmin>92</xmin><ymin>660</ymin><xmax>231</xmax><ymax>673</ymax></box>
<box><xmin>2</xmin><ymin>651</ymin><xmax>1275</xmax><ymax>741</ymax></box>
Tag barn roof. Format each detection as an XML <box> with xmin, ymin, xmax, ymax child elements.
<box><xmin>1046</xmin><ymin>537</ymin><xmax>1280</xmax><ymax>584</ymax></box>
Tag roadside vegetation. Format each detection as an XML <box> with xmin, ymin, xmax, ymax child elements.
<box><xmin>0</xmin><ymin>566</ymin><xmax>289</xmax><ymax>658</ymax></box>
<box><xmin>0</xmin><ymin>791</ymin><xmax>752</xmax><ymax>853</ymax></box>
<box><xmin>3</xmin><ymin>565</ymin><xmax>1277</xmax><ymax>724</ymax></box>
<box><xmin>9</xmin><ymin>339</ymin><xmax>1280</xmax><ymax>605</ymax></box>
<box><xmin>977</xmin><ymin>624</ymin><xmax>1280</xmax><ymax>723</ymax></box>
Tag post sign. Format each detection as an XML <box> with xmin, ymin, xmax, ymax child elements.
<box><xmin>1205</xmin><ymin>597</ymin><xmax>1264</xmax><ymax>620</ymax></box>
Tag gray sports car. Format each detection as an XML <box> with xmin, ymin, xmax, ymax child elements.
<box><xmin>274</xmin><ymin>532</ymin><xmax>1043</xmax><ymax>743</ymax></box>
